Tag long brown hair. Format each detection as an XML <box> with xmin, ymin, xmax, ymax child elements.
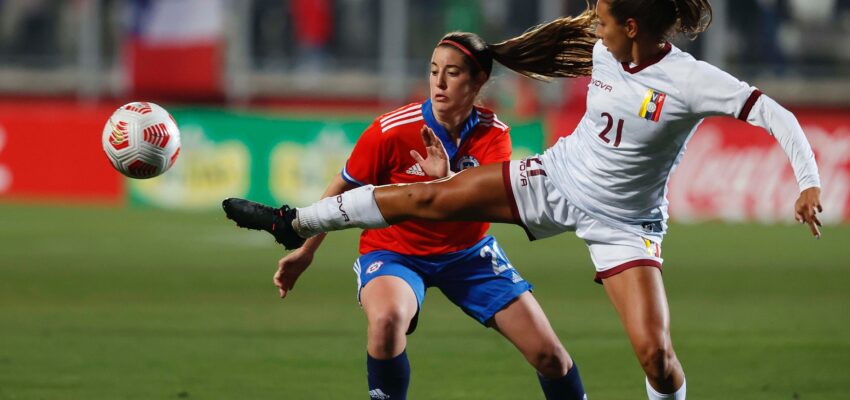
<box><xmin>605</xmin><ymin>0</ymin><xmax>713</xmax><ymax>41</ymax></box>
<box><xmin>437</xmin><ymin>5</ymin><xmax>597</xmax><ymax>82</ymax></box>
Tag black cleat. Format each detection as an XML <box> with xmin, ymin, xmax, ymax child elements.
<box><xmin>222</xmin><ymin>198</ymin><xmax>306</xmax><ymax>250</ymax></box>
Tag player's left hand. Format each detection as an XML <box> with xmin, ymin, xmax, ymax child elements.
<box><xmin>274</xmin><ymin>248</ymin><xmax>314</xmax><ymax>298</ymax></box>
<box><xmin>794</xmin><ymin>186</ymin><xmax>823</xmax><ymax>239</ymax></box>
<box><xmin>410</xmin><ymin>125</ymin><xmax>451</xmax><ymax>178</ymax></box>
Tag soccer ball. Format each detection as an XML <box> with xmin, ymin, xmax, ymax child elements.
<box><xmin>102</xmin><ymin>101</ymin><xmax>181</xmax><ymax>179</ymax></box>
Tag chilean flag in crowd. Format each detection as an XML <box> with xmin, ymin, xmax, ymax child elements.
<box><xmin>126</xmin><ymin>0</ymin><xmax>224</xmax><ymax>100</ymax></box>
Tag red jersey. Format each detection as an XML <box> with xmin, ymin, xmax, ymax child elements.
<box><xmin>342</xmin><ymin>100</ymin><xmax>511</xmax><ymax>256</ymax></box>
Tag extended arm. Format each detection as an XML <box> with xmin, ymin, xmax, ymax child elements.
<box><xmin>686</xmin><ymin>61</ymin><xmax>824</xmax><ymax>237</ymax></box>
<box><xmin>745</xmin><ymin>94</ymin><xmax>823</xmax><ymax>237</ymax></box>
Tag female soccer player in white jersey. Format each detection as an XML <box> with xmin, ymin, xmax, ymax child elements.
<box><xmin>225</xmin><ymin>1</ymin><xmax>823</xmax><ymax>398</ymax></box>
<box><xmin>227</xmin><ymin>24</ymin><xmax>598</xmax><ymax>400</ymax></box>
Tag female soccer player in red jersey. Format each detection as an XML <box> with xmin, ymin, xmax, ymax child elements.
<box><xmin>228</xmin><ymin>22</ymin><xmax>597</xmax><ymax>399</ymax></box>
<box><xmin>226</xmin><ymin>1</ymin><xmax>823</xmax><ymax>398</ymax></box>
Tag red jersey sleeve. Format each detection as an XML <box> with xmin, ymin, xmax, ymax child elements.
<box><xmin>342</xmin><ymin>119</ymin><xmax>384</xmax><ymax>186</ymax></box>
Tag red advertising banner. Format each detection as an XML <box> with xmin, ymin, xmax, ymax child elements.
<box><xmin>0</xmin><ymin>101</ymin><xmax>123</xmax><ymax>203</ymax></box>
<box><xmin>548</xmin><ymin>104</ymin><xmax>850</xmax><ymax>223</ymax></box>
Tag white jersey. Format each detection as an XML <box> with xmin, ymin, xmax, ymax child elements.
<box><xmin>541</xmin><ymin>40</ymin><xmax>821</xmax><ymax>239</ymax></box>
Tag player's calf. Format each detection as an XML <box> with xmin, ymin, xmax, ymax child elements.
<box><xmin>537</xmin><ymin>363</ymin><xmax>588</xmax><ymax>400</ymax></box>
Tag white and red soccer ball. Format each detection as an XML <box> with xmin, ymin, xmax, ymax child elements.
<box><xmin>102</xmin><ymin>101</ymin><xmax>181</xmax><ymax>179</ymax></box>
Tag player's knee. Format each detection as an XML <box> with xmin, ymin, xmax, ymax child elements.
<box><xmin>529</xmin><ymin>344</ymin><xmax>571</xmax><ymax>378</ymax></box>
<box><xmin>367</xmin><ymin>307</ymin><xmax>411</xmax><ymax>339</ymax></box>
<box><xmin>366</xmin><ymin>308</ymin><xmax>412</xmax><ymax>357</ymax></box>
<box><xmin>636</xmin><ymin>337</ymin><xmax>676</xmax><ymax>380</ymax></box>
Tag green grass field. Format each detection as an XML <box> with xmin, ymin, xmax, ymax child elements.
<box><xmin>1</xmin><ymin>203</ymin><xmax>848</xmax><ymax>399</ymax></box>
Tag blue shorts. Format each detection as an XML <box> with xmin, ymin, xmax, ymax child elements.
<box><xmin>352</xmin><ymin>235</ymin><xmax>532</xmax><ymax>333</ymax></box>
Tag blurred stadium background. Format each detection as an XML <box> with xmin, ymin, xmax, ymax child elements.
<box><xmin>1</xmin><ymin>0</ymin><xmax>849</xmax><ymax>399</ymax></box>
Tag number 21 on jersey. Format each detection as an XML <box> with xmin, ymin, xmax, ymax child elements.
<box><xmin>598</xmin><ymin>112</ymin><xmax>625</xmax><ymax>147</ymax></box>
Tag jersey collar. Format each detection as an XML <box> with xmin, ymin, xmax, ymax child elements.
<box><xmin>421</xmin><ymin>99</ymin><xmax>479</xmax><ymax>163</ymax></box>
<box><xmin>621</xmin><ymin>42</ymin><xmax>672</xmax><ymax>74</ymax></box>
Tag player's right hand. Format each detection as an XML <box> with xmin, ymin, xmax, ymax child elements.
<box><xmin>275</xmin><ymin>248</ymin><xmax>314</xmax><ymax>298</ymax></box>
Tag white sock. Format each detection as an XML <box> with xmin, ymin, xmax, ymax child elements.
<box><xmin>294</xmin><ymin>184</ymin><xmax>389</xmax><ymax>238</ymax></box>
<box><xmin>646</xmin><ymin>377</ymin><xmax>686</xmax><ymax>400</ymax></box>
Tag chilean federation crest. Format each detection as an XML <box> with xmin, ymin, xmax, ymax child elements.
<box><xmin>366</xmin><ymin>261</ymin><xmax>384</xmax><ymax>274</ymax></box>
<box><xmin>455</xmin><ymin>155</ymin><xmax>480</xmax><ymax>171</ymax></box>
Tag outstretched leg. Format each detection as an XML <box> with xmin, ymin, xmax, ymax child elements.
<box><xmin>373</xmin><ymin>162</ymin><xmax>514</xmax><ymax>224</ymax></box>
<box><xmin>298</xmin><ymin>162</ymin><xmax>514</xmax><ymax>237</ymax></box>
<box><xmin>223</xmin><ymin>162</ymin><xmax>514</xmax><ymax>249</ymax></box>
<box><xmin>602</xmin><ymin>267</ymin><xmax>686</xmax><ymax>399</ymax></box>
<box><xmin>490</xmin><ymin>292</ymin><xmax>587</xmax><ymax>400</ymax></box>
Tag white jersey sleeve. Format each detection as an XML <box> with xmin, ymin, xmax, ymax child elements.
<box><xmin>684</xmin><ymin>61</ymin><xmax>821</xmax><ymax>192</ymax></box>
<box><xmin>744</xmin><ymin>94</ymin><xmax>821</xmax><ymax>191</ymax></box>
<box><xmin>684</xmin><ymin>60</ymin><xmax>757</xmax><ymax>119</ymax></box>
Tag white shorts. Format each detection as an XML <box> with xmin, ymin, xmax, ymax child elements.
<box><xmin>502</xmin><ymin>158</ymin><xmax>664</xmax><ymax>283</ymax></box>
